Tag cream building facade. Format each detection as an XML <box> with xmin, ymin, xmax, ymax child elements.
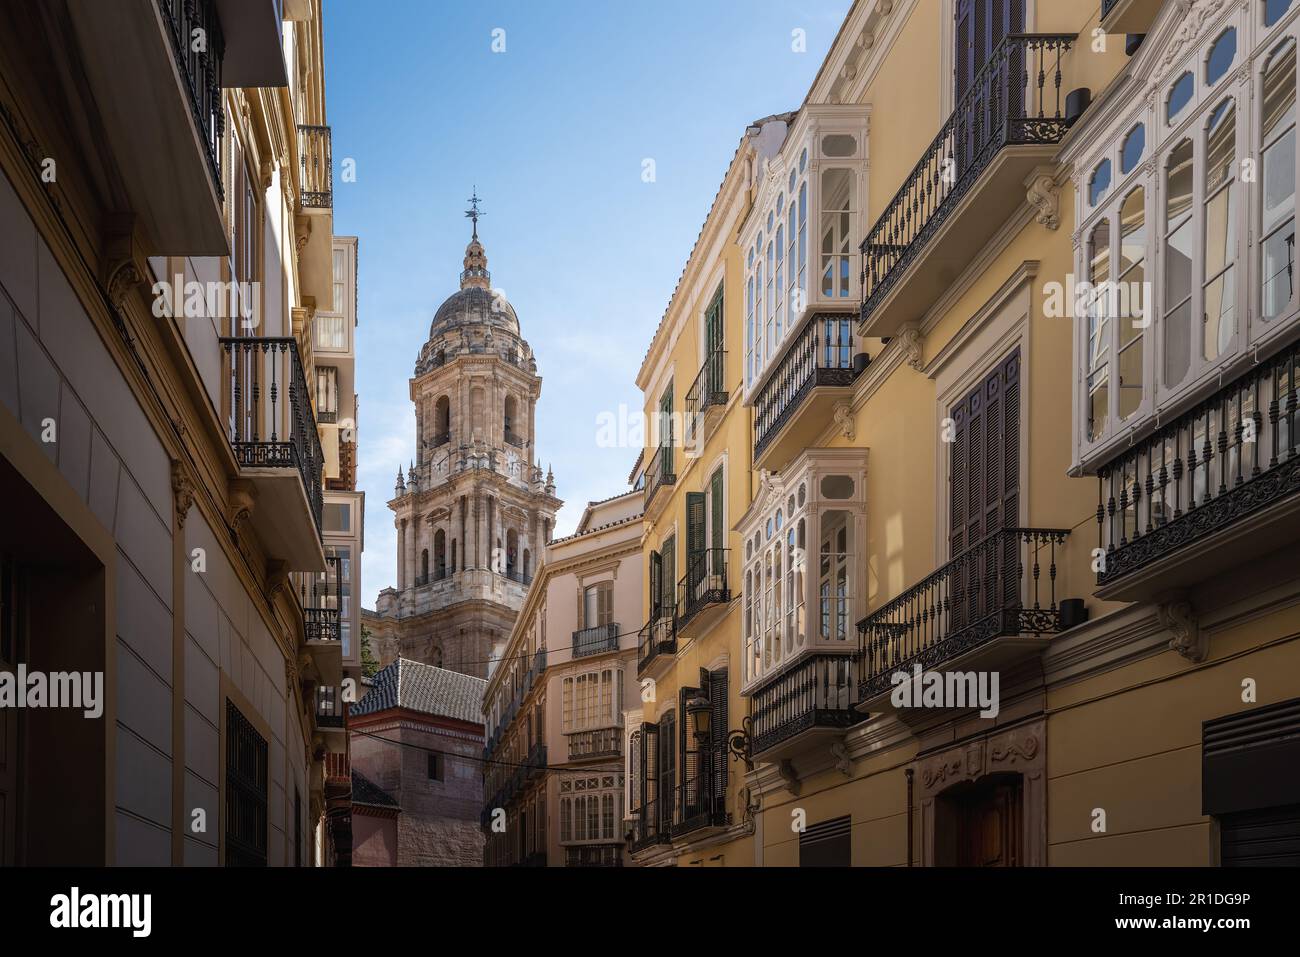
<box><xmin>626</xmin><ymin>0</ymin><xmax>1300</xmax><ymax>867</ymax></box>
<box><xmin>0</xmin><ymin>0</ymin><xmax>358</xmax><ymax>865</ymax></box>
<box><xmin>482</xmin><ymin>491</ymin><xmax>643</xmax><ymax>866</ymax></box>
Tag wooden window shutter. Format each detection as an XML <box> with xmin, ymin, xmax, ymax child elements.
<box><xmin>598</xmin><ymin>581</ymin><xmax>613</xmax><ymax>626</ymax></box>
<box><xmin>708</xmin><ymin>667</ymin><xmax>728</xmax><ymax>816</ymax></box>
<box><xmin>661</xmin><ymin>537</ymin><xmax>676</xmax><ymax>614</ymax></box>
<box><xmin>686</xmin><ymin>492</ymin><xmax>707</xmax><ymax>592</ymax></box>
<box><xmin>710</xmin><ymin>468</ymin><xmax>725</xmax><ymax>551</ymax></box>
<box><xmin>679</xmin><ymin>684</ymin><xmax>702</xmax><ymax>823</ymax></box>
<box><xmin>950</xmin><ymin>348</ymin><xmax>1020</xmax><ymax>556</ymax></box>
<box><xmin>650</xmin><ymin>550</ymin><xmax>662</xmax><ymax>620</ymax></box>
<box><xmin>657</xmin><ymin>712</ymin><xmax>675</xmax><ymax>832</ymax></box>
<box><xmin>640</xmin><ymin>722</ymin><xmax>658</xmax><ymax>832</ymax></box>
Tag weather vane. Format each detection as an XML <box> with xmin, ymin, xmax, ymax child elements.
<box><xmin>466</xmin><ymin>187</ymin><xmax>484</xmax><ymax>239</ymax></box>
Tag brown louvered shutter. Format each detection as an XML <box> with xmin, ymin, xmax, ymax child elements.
<box><xmin>649</xmin><ymin>549</ymin><xmax>662</xmax><ymax>620</ymax></box>
<box><xmin>640</xmin><ymin>722</ymin><xmax>658</xmax><ymax>835</ymax></box>
<box><xmin>658</xmin><ymin>711</ymin><xmax>675</xmax><ymax>832</ymax></box>
<box><xmin>686</xmin><ymin>492</ymin><xmax>707</xmax><ymax>597</ymax></box>
<box><xmin>678</xmin><ymin>685</ymin><xmax>700</xmax><ymax>824</ymax></box>
<box><xmin>708</xmin><ymin>667</ymin><xmax>729</xmax><ymax>818</ymax></box>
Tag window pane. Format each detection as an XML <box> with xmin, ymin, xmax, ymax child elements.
<box><xmin>1118</xmin><ymin>335</ymin><xmax>1144</xmax><ymax>420</ymax></box>
<box><xmin>1168</xmin><ymin>73</ymin><xmax>1194</xmax><ymax>122</ymax></box>
<box><xmin>1121</xmin><ymin>124</ymin><xmax>1145</xmax><ymax>174</ymax></box>
<box><xmin>1089</xmin><ymin>159</ymin><xmax>1112</xmax><ymax>207</ymax></box>
<box><xmin>1166</xmin><ymin>139</ymin><xmax>1194</xmax><ymax>231</ymax></box>
<box><xmin>1262</xmin><ymin>219</ymin><xmax>1296</xmax><ymax>319</ymax></box>
<box><xmin>1119</xmin><ymin>188</ymin><xmax>1145</xmax><ymax>274</ymax></box>
<box><xmin>1267</xmin><ymin>0</ymin><xmax>1294</xmax><ymax>27</ymax></box>
<box><xmin>1204</xmin><ymin>266</ymin><xmax>1235</xmax><ymax>361</ymax></box>
<box><xmin>1164</xmin><ymin>299</ymin><xmax>1192</xmax><ymax>387</ymax></box>
<box><xmin>1088</xmin><ymin>373</ymin><xmax>1109</xmax><ymax>442</ymax></box>
<box><xmin>1206</xmin><ymin>29</ymin><xmax>1237</xmax><ymax>86</ymax></box>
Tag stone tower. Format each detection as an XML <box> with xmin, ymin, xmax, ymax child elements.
<box><xmin>380</xmin><ymin>204</ymin><xmax>561</xmax><ymax>678</ymax></box>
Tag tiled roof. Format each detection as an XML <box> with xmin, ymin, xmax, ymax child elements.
<box><xmin>351</xmin><ymin>657</ymin><xmax>486</xmax><ymax>724</ymax></box>
<box><xmin>351</xmin><ymin>770</ymin><xmax>400</xmax><ymax>810</ymax></box>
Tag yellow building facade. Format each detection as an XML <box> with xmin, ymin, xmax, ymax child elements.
<box><xmin>628</xmin><ymin>0</ymin><xmax>1300</xmax><ymax>867</ymax></box>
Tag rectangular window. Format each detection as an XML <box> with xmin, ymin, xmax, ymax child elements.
<box><xmin>225</xmin><ymin>699</ymin><xmax>268</xmax><ymax>866</ymax></box>
<box><xmin>583</xmin><ymin>581</ymin><xmax>613</xmax><ymax>628</ymax></box>
<box><xmin>428</xmin><ymin>753</ymin><xmax>443</xmax><ymax>781</ymax></box>
<box><xmin>316</xmin><ymin>365</ymin><xmax>339</xmax><ymax>417</ymax></box>
<box><xmin>332</xmin><ymin>247</ymin><xmax>347</xmax><ymax>314</ymax></box>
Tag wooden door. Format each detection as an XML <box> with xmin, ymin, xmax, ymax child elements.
<box><xmin>956</xmin><ymin>776</ymin><xmax>1024</xmax><ymax>867</ymax></box>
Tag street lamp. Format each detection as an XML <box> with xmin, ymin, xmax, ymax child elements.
<box><xmin>685</xmin><ymin>692</ymin><xmax>711</xmax><ymax>746</ymax></box>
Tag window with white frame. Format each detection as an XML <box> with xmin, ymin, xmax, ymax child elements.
<box><xmin>742</xmin><ymin>109</ymin><xmax>867</xmax><ymax>394</ymax></box>
<box><xmin>562</xmin><ymin>668</ymin><xmax>624</xmax><ymax>733</ymax></box>
<box><xmin>1072</xmin><ymin>7</ymin><xmax>1300</xmax><ymax>466</ymax></box>
<box><xmin>559</xmin><ymin>774</ymin><xmax>623</xmax><ymax>844</ymax></box>
<box><xmin>738</xmin><ymin>453</ymin><xmax>865</xmax><ymax>691</ymax></box>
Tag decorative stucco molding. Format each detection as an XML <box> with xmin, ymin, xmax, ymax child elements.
<box><xmin>1158</xmin><ymin>598</ymin><xmax>1206</xmax><ymax>663</ymax></box>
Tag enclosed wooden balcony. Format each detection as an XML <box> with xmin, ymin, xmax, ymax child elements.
<box><xmin>858</xmin><ymin>33</ymin><xmax>1075</xmax><ymax>339</ymax></box>
<box><xmin>1096</xmin><ymin>339</ymin><xmax>1300</xmax><ymax>601</ymax></box>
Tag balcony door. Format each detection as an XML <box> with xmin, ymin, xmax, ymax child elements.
<box><xmin>954</xmin><ymin>0</ymin><xmax>1026</xmax><ymax>170</ymax></box>
<box><xmin>950</xmin><ymin>350</ymin><xmax>1021</xmax><ymax>626</ymax></box>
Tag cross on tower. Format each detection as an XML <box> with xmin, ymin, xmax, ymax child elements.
<box><xmin>465</xmin><ymin>187</ymin><xmax>484</xmax><ymax>239</ymax></box>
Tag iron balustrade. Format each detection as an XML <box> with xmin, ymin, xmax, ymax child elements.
<box><xmin>565</xmin><ymin>845</ymin><xmax>623</xmax><ymax>867</ymax></box>
<box><xmin>685</xmin><ymin>349</ymin><xmax>728</xmax><ymax>447</ymax></box>
<box><xmin>637</xmin><ymin>610</ymin><xmax>677</xmax><ymax>674</ymax></box>
<box><xmin>506</xmin><ymin>570</ymin><xmax>533</xmax><ymax>586</ymax></box>
<box><xmin>1097</xmin><ymin>342</ymin><xmax>1300</xmax><ymax>585</ymax></box>
<box><xmin>221</xmin><ymin>336</ymin><xmax>325</xmax><ymax>535</ymax></box>
<box><xmin>297</xmin><ymin>124</ymin><xmax>333</xmax><ymax>208</ymax></box>
<box><xmin>749</xmin><ymin>654</ymin><xmax>862</xmax><ymax>756</ymax></box>
<box><xmin>315</xmin><ymin>685</ymin><xmax>346</xmax><ymax>728</ymax></box>
<box><xmin>644</xmin><ymin>444</ymin><xmax>676</xmax><ymax>508</ymax></box>
<box><xmin>572</xmin><ymin>622</ymin><xmax>620</xmax><ymax>659</ymax></box>
<box><xmin>156</xmin><ymin>0</ymin><xmax>224</xmax><ymax>199</ymax></box>
<box><xmin>567</xmin><ymin>727</ymin><xmax>622</xmax><ymax>760</ymax></box>
<box><xmin>856</xmin><ymin>527</ymin><xmax>1070</xmax><ymax>700</ymax></box>
<box><xmin>676</xmin><ymin>548</ymin><xmax>730</xmax><ymax>627</ymax></box>
<box><xmin>297</xmin><ymin>555</ymin><xmax>340</xmax><ymax>642</ymax></box>
<box><xmin>753</xmin><ymin>316</ymin><xmax>858</xmax><ymax>458</ymax></box>
<box><xmin>859</xmin><ymin>34</ymin><xmax>1074</xmax><ymax>326</ymax></box>
<box><xmin>317</xmin><ymin>410</ymin><xmax>338</xmax><ymax>425</ymax></box>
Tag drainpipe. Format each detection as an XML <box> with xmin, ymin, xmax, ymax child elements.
<box><xmin>905</xmin><ymin>767</ymin><xmax>914</xmax><ymax>867</ymax></box>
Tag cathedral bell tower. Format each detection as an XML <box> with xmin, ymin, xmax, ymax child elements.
<box><xmin>383</xmin><ymin>194</ymin><xmax>562</xmax><ymax>677</ymax></box>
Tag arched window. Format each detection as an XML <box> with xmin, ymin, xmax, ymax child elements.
<box><xmin>1089</xmin><ymin>158</ymin><xmax>1112</xmax><ymax>207</ymax></box>
<box><xmin>1121</xmin><ymin>124</ymin><xmax>1145</xmax><ymax>175</ymax></box>
<box><xmin>451</xmin><ymin>538</ymin><xmax>458</xmax><ymax>575</ymax></box>
<box><xmin>434</xmin><ymin>529</ymin><xmax>446</xmax><ymax>580</ymax></box>
<box><xmin>1087</xmin><ymin>220</ymin><xmax>1111</xmax><ymax>441</ymax></box>
<box><xmin>1163</xmin><ymin>139</ymin><xmax>1195</xmax><ymax>388</ymax></box>
<box><xmin>1168</xmin><ymin>72</ymin><xmax>1195</xmax><ymax>123</ymax></box>
<box><xmin>504</xmin><ymin>395</ymin><xmax>518</xmax><ymax>443</ymax></box>
<box><xmin>1118</xmin><ymin>188</ymin><xmax>1147</xmax><ymax>421</ymax></box>
<box><xmin>435</xmin><ymin>395</ymin><xmax>450</xmax><ymax>441</ymax></box>
<box><xmin>420</xmin><ymin>548</ymin><xmax>429</xmax><ymax>583</ymax></box>
<box><xmin>506</xmin><ymin>529</ymin><xmax>519</xmax><ymax>578</ymax></box>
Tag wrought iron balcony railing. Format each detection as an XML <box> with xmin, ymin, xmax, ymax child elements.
<box><xmin>1097</xmin><ymin>341</ymin><xmax>1300</xmax><ymax>586</ymax></box>
<box><xmin>221</xmin><ymin>337</ymin><xmax>325</xmax><ymax>535</ymax></box>
<box><xmin>753</xmin><ymin>316</ymin><xmax>857</xmax><ymax>459</ymax></box>
<box><xmin>565</xmin><ymin>844</ymin><xmax>623</xmax><ymax>867</ymax></box>
<box><xmin>859</xmin><ymin>33</ymin><xmax>1074</xmax><ymax>327</ymax></box>
<box><xmin>572</xmin><ymin>622</ymin><xmax>620</xmax><ymax>659</ymax></box>
<box><xmin>567</xmin><ymin>727</ymin><xmax>622</xmax><ymax>761</ymax></box>
<box><xmin>749</xmin><ymin>654</ymin><xmax>862</xmax><ymax>756</ymax></box>
<box><xmin>157</xmin><ymin>0</ymin><xmax>224</xmax><ymax>199</ymax></box>
<box><xmin>856</xmin><ymin>527</ymin><xmax>1070</xmax><ymax>700</ymax></box>
<box><xmin>676</xmin><ymin>548</ymin><xmax>729</xmax><ymax>628</ymax></box>
<box><xmin>301</xmin><ymin>555</ymin><xmax>341</xmax><ymax>642</ymax></box>
<box><xmin>643</xmin><ymin>444</ymin><xmax>676</xmax><ymax>509</ymax></box>
<box><xmin>506</xmin><ymin>570</ymin><xmax>533</xmax><ymax>586</ymax></box>
<box><xmin>297</xmin><ymin>124</ymin><xmax>333</xmax><ymax>209</ymax></box>
<box><xmin>315</xmin><ymin>685</ymin><xmax>346</xmax><ymax>728</ymax></box>
<box><xmin>685</xmin><ymin>349</ymin><xmax>728</xmax><ymax>447</ymax></box>
<box><xmin>629</xmin><ymin>807</ymin><xmax>670</xmax><ymax>853</ymax></box>
<box><xmin>637</xmin><ymin>611</ymin><xmax>677</xmax><ymax>675</ymax></box>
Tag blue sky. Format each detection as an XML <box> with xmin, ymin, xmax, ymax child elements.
<box><xmin>323</xmin><ymin>0</ymin><xmax>851</xmax><ymax>607</ymax></box>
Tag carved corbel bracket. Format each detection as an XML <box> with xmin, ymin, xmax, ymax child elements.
<box><xmin>898</xmin><ymin>323</ymin><xmax>925</xmax><ymax>371</ymax></box>
<box><xmin>777</xmin><ymin>759</ymin><xmax>801</xmax><ymax>796</ymax></box>
<box><xmin>832</xmin><ymin>402</ymin><xmax>856</xmax><ymax>442</ymax></box>
<box><xmin>171</xmin><ymin>458</ymin><xmax>195</xmax><ymax>528</ymax></box>
<box><xmin>227</xmin><ymin>478</ymin><xmax>257</xmax><ymax>537</ymax></box>
<box><xmin>1026</xmin><ymin>171</ymin><xmax>1061</xmax><ymax>231</ymax></box>
<box><xmin>830</xmin><ymin>739</ymin><xmax>852</xmax><ymax>777</ymax></box>
<box><xmin>266</xmin><ymin>559</ymin><xmax>291</xmax><ymax>603</ymax></box>
<box><xmin>1158</xmin><ymin>598</ymin><xmax>1206</xmax><ymax>663</ymax></box>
